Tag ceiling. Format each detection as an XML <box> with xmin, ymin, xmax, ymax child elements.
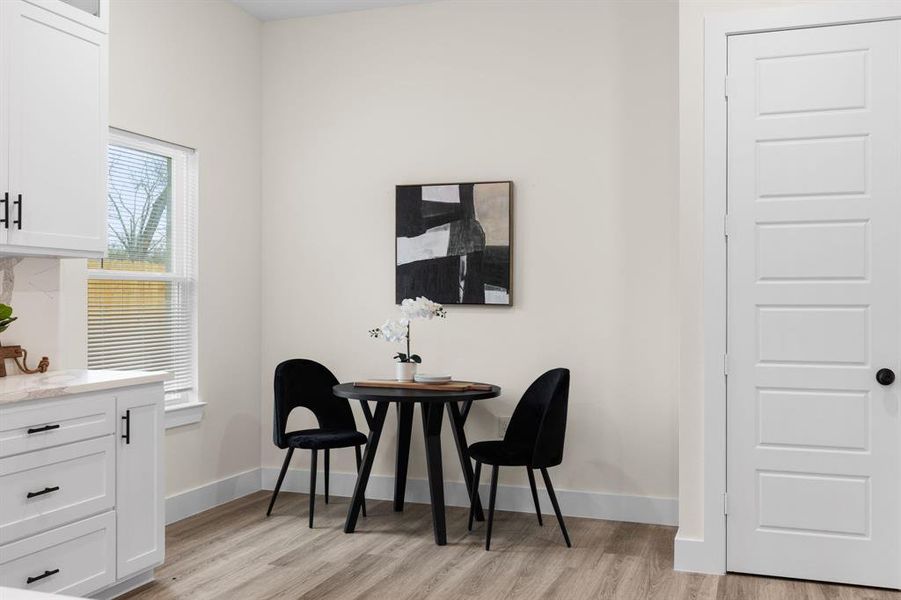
<box><xmin>230</xmin><ymin>0</ymin><xmax>434</xmax><ymax>21</ymax></box>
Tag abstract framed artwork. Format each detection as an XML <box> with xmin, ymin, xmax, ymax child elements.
<box><xmin>396</xmin><ymin>181</ymin><xmax>512</xmax><ymax>305</ymax></box>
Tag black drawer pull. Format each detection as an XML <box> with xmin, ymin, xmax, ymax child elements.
<box><xmin>26</xmin><ymin>486</ymin><xmax>59</xmax><ymax>499</ymax></box>
<box><xmin>26</xmin><ymin>569</ymin><xmax>59</xmax><ymax>584</ymax></box>
<box><xmin>1</xmin><ymin>192</ymin><xmax>7</xmax><ymax>228</ymax></box>
<box><xmin>27</xmin><ymin>424</ymin><xmax>60</xmax><ymax>434</ymax></box>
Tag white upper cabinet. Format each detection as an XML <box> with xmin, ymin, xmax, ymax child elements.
<box><xmin>0</xmin><ymin>0</ymin><xmax>108</xmax><ymax>257</ymax></box>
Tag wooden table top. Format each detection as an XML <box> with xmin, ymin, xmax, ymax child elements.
<box><xmin>332</xmin><ymin>382</ymin><xmax>501</xmax><ymax>403</ymax></box>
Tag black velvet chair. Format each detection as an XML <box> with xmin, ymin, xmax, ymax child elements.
<box><xmin>268</xmin><ymin>359</ymin><xmax>367</xmax><ymax>527</ymax></box>
<box><xmin>468</xmin><ymin>368</ymin><xmax>571</xmax><ymax>550</ymax></box>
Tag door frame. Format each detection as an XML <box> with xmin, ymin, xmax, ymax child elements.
<box><xmin>678</xmin><ymin>1</ymin><xmax>901</xmax><ymax>576</ymax></box>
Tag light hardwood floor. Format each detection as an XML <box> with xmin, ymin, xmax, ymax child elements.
<box><xmin>122</xmin><ymin>491</ymin><xmax>900</xmax><ymax>600</ymax></box>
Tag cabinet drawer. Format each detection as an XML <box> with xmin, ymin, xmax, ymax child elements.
<box><xmin>0</xmin><ymin>437</ymin><xmax>115</xmax><ymax>544</ymax></box>
<box><xmin>0</xmin><ymin>511</ymin><xmax>115</xmax><ymax>596</ymax></box>
<box><xmin>0</xmin><ymin>394</ymin><xmax>116</xmax><ymax>458</ymax></box>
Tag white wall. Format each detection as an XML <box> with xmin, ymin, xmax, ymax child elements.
<box><xmin>107</xmin><ymin>0</ymin><xmax>263</xmax><ymax>496</ymax></box>
<box><xmin>260</xmin><ymin>0</ymin><xmax>679</xmax><ymax>507</ymax></box>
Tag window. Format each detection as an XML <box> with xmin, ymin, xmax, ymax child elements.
<box><xmin>88</xmin><ymin>130</ymin><xmax>198</xmax><ymax>411</ymax></box>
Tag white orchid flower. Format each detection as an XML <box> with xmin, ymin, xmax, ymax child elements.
<box><xmin>380</xmin><ymin>319</ymin><xmax>408</xmax><ymax>343</ymax></box>
<box><xmin>369</xmin><ymin>297</ymin><xmax>446</xmax><ymax>364</ymax></box>
<box><xmin>400</xmin><ymin>297</ymin><xmax>445</xmax><ymax>320</ymax></box>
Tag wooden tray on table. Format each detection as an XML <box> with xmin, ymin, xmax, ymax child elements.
<box><xmin>353</xmin><ymin>380</ymin><xmax>493</xmax><ymax>392</ymax></box>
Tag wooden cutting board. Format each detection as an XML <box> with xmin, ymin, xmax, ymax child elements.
<box><xmin>353</xmin><ymin>380</ymin><xmax>493</xmax><ymax>392</ymax></box>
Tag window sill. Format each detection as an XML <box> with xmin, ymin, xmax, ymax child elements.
<box><xmin>164</xmin><ymin>401</ymin><xmax>206</xmax><ymax>429</ymax></box>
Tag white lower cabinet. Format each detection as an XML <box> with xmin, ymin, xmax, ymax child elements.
<box><xmin>0</xmin><ymin>381</ymin><xmax>165</xmax><ymax>597</ymax></box>
<box><xmin>115</xmin><ymin>388</ymin><xmax>164</xmax><ymax>580</ymax></box>
<box><xmin>0</xmin><ymin>436</ymin><xmax>115</xmax><ymax>545</ymax></box>
<box><xmin>0</xmin><ymin>511</ymin><xmax>116</xmax><ymax>596</ymax></box>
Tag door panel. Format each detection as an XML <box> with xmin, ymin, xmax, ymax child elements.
<box><xmin>756</xmin><ymin>136</ymin><xmax>868</xmax><ymax>198</ymax></box>
<box><xmin>727</xmin><ymin>21</ymin><xmax>901</xmax><ymax>588</ymax></box>
<box><xmin>756</xmin><ymin>49</ymin><xmax>866</xmax><ymax>116</ymax></box>
<box><xmin>116</xmin><ymin>386</ymin><xmax>164</xmax><ymax>579</ymax></box>
<box><xmin>756</xmin><ymin>220</ymin><xmax>869</xmax><ymax>281</ymax></box>
<box><xmin>757</xmin><ymin>388</ymin><xmax>869</xmax><ymax>451</ymax></box>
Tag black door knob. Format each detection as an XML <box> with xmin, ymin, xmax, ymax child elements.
<box><xmin>876</xmin><ymin>368</ymin><xmax>895</xmax><ymax>386</ymax></box>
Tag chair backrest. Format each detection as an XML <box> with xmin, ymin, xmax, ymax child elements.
<box><xmin>272</xmin><ymin>359</ymin><xmax>356</xmax><ymax>448</ymax></box>
<box><xmin>503</xmin><ymin>368</ymin><xmax>570</xmax><ymax>468</ymax></box>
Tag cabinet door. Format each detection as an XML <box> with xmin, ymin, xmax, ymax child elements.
<box><xmin>5</xmin><ymin>0</ymin><xmax>107</xmax><ymax>256</ymax></box>
<box><xmin>116</xmin><ymin>385</ymin><xmax>164</xmax><ymax>579</ymax></box>
<box><xmin>0</xmin><ymin>1</ymin><xmax>11</xmax><ymax>246</ymax></box>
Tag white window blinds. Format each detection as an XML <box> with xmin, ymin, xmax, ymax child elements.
<box><xmin>87</xmin><ymin>130</ymin><xmax>198</xmax><ymax>405</ymax></box>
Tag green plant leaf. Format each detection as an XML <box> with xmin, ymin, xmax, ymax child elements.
<box><xmin>0</xmin><ymin>316</ymin><xmax>17</xmax><ymax>332</ymax></box>
<box><xmin>410</xmin><ymin>354</ymin><xmax>422</xmax><ymax>364</ymax></box>
<box><xmin>0</xmin><ymin>304</ymin><xmax>12</xmax><ymax>320</ymax></box>
<box><xmin>394</xmin><ymin>353</ymin><xmax>408</xmax><ymax>362</ymax></box>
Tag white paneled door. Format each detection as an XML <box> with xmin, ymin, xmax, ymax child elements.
<box><xmin>727</xmin><ymin>21</ymin><xmax>901</xmax><ymax>588</ymax></box>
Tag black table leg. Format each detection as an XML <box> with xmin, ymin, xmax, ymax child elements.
<box><xmin>421</xmin><ymin>402</ymin><xmax>447</xmax><ymax>545</ymax></box>
<box><xmin>344</xmin><ymin>402</ymin><xmax>389</xmax><ymax>534</ymax></box>
<box><xmin>447</xmin><ymin>401</ymin><xmax>485</xmax><ymax>522</ymax></box>
<box><xmin>358</xmin><ymin>400</ymin><xmax>374</xmax><ymax>429</ymax></box>
<box><xmin>394</xmin><ymin>403</ymin><xmax>414</xmax><ymax>512</ymax></box>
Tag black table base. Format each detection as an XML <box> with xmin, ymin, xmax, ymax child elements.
<box><xmin>393</xmin><ymin>403</ymin><xmax>414</xmax><ymax>512</ymax></box>
<box><xmin>336</xmin><ymin>383</ymin><xmax>499</xmax><ymax>547</ymax></box>
<box><xmin>421</xmin><ymin>403</ymin><xmax>447</xmax><ymax>544</ymax></box>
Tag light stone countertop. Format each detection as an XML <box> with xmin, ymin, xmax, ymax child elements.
<box><xmin>0</xmin><ymin>369</ymin><xmax>170</xmax><ymax>405</ymax></box>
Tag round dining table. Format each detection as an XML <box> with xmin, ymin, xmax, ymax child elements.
<box><xmin>332</xmin><ymin>382</ymin><xmax>501</xmax><ymax>546</ymax></box>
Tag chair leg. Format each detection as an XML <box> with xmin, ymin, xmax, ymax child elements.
<box><xmin>540</xmin><ymin>467</ymin><xmax>571</xmax><ymax>548</ymax></box>
<box><xmin>527</xmin><ymin>467</ymin><xmax>543</xmax><ymax>526</ymax></box>
<box><xmin>266</xmin><ymin>448</ymin><xmax>293</xmax><ymax>516</ymax></box>
<box><xmin>309</xmin><ymin>449</ymin><xmax>318</xmax><ymax>529</ymax></box>
<box><xmin>486</xmin><ymin>465</ymin><xmax>499</xmax><ymax>551</ymax></box>
<box><xmin>468</xmin><ymin>461</ymin><xmax>482</xmax><ymax>532</ymax></box>
<box><xmin>324</xmin><ymin>449</ymin><xmax>330</xmax><ymax>504</ymax></box>
<box><xmin>355</xmin><ymin>445</ymin><xmax>367</xmax><ymax>518</ymax></box>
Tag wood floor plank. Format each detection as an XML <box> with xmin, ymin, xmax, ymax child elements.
<box><xmin>592</xmin><ymin>553</ymin><xmax>650</xmax><ymax>600</ymax></box>
<box><xmin>717</xmin><ymin>574</ymin><xmax>760</xmax><ymax>600</ymax></box>
<box><xmin>120</xmin><ymin>492</ymin><xmax>900</xmax><ymax>600</ymax></box>
<box><xmin>606</xmin><ymin>521</ymin><xmax>656</xmax><ymax>557</ymax></box>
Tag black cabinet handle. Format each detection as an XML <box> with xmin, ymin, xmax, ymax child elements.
<box><xmin>122</xmin><ymin>409</ymin><xmax>130</xmax><ymax>444</ymax></box>
<box><xmin>27</xmin><ymin>424</ymin><xmax>60</xmax><ymax>434</ymax></box>
<box><xmin>26</xmin><ymin>569</ymin><xmax>59</xmax><ymax>585</ymax></box>
<box><xmin>1</xmin><ymin>192</ymin><xmax>7</xmax><ymax>229</ymax></box>
<box><xmin>12</xmin><ymin>193</ymin><xmax>21</xmax><ymax>230</ymax></box>
<box><xmin>26</xmin><ymin>486</ymin><xmax>59</xmax><ymax>499</ymax></box>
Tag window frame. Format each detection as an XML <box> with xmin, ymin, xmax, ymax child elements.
<box><xmin>87</xmin><ymin>128</ymin><xmax>203</xmax><ymax>426</ymax></box>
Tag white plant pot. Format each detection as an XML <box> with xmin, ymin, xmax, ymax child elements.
<box><xmin>396</xmin><ymin>362</ymin><xmax>417</xmax><ymax>382</ymax></box>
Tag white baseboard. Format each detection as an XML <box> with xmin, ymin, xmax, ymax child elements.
<box><xmin>165</xmin><ymin>468</ymin><xmax>262</xmax><ymax>525</ymax></box>
<box><xmin>261</xmin><ymin>466</ymin><xmax>678</xmax><ymax>526</ymax></box>
<box><xmin>674</xmin><ymin>529</ymin><xmax>725</xmax><ymax>574</ymax></box>
<box><xmin>161</xmin><ymin>465</ymin><xmax>677</xmax><ymax>529</ymax></box>
<box><xmin>92</xmin><ymin>569</ymin><xmax>155</xmax><ymax>600</ymax></box>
